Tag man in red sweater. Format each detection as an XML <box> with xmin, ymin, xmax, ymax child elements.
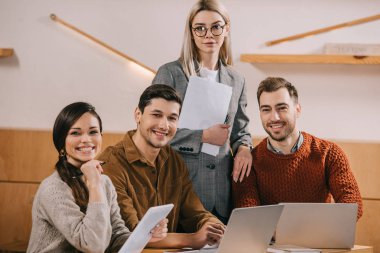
<box><xmin>233</xmin><ymin>77</ymin><xmax>363</xmax><ymax>219</ymax></box>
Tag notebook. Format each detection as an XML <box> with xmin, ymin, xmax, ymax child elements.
<box><xmin>118</xmin><ymin>203</ymin><xmax>174</xmax><ymax>253</ymax></box>
<box><xmin>199</xmin><ymin>205</ymin><xmax>284</xmax><ymax>253</ymax></box>
<box><xmin>276</xmin><ymin>203</ymin><xmax>358</xmax><ymax>249</ymax></box>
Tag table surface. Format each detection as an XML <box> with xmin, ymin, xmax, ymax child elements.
<box><xmin>0</xmin><ymin>241</ymin><xmax>372</xmax><ymax>253</ymax></box>
<box><xmin>142</xmin><ymin>245</ymin><xmax>373</xmax><ymax>253</ymax></box>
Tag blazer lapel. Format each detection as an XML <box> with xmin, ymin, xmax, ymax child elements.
<box><xmin>218</xmin><ymin>62</ymin><xmax>233</xmax><ymax>88</ymax></box>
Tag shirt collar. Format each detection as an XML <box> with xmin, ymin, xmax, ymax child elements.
<box><xmin>123</xmin><ymin>130</ymin><xmax>169</xmax><ymax>168</ymax></box>
<box><xmin>267</xmin><ymin>132</ymin><xmax>304</xmax><ymax>154</ymax></box>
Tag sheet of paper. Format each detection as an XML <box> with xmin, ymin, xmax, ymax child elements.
<box><xmin>163</xmin><ymin>250</ymin><xmax>200</xmax><ymax>253</ymax></box>
<box><xmin>163</xmin><ymin>244</ymin><xmax>217</xmax><ymax>253</ymax></box>
<box><xmin>179</xmin><ymin>76</ymin><xmax>232</xmax><ymax>156</ymax></box>
<box><xmin>268</xmin><ymin>245</ymin><xmax>321</xmax><ymax>253</ymax></box>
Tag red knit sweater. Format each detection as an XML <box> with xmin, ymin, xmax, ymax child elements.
<box><xmin>232</xmin><ymin>132</ymin><xmax>363</xmax><ymax>219</ymax></box>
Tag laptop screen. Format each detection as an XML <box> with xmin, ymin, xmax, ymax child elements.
<box><xmin>276</xmin><ymin>203</ymin><xmax>358</xmax><ymax>249</ymax></box>
<box><xmin>216</xmin><ymin>205</ymin><xmax>284</xmax><ymax>253</ymax></box>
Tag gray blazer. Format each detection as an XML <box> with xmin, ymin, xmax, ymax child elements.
<box><xmin>152</xmin><ymin>60</ymin><xmax>252</xmax><ymax>218</ymax></box>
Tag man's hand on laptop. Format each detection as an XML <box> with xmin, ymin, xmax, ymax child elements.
<box><xmin>149</xmin><ymin>218</ymin><xmax>169</xmax><ymax>243</ymax></box>
<box><xmin>190</xmin><ymin>222</ymin><xmax>225</xmax><ymax>249</ymax></box>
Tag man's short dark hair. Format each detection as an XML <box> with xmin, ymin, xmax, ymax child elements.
<box><xmin>138</xmin><ymin>84</ymin><xmax>183</xmax><ymax>113</ymax></box>
<box><xmin>257</xmin><ymin>77</ymin><xmax>298</xmax><ymax>105</ymax></box>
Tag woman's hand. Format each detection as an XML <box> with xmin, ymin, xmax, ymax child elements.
<box><xmin>202</xmin><ymin>124</ymin><xmax>230</xmax><ymax>146</ymax></box>
<box><xmin>232</xmin><ymin>145</ymin><xmax>252</xmax><ymax>182</ymax></box>
<box><xmin>80</xmin><ymin>160</ymin><xmax>104</xmax><ymax>188</ymax></box>
<box><xmin>149</xmin><ymin>219</ymin><xmax>169</xmax><ymax>243</ymax></box>
<box><xmin>80</xmin><ymin>160</ymin><xmax>106</xmax><ymax>203</ymax></box>
<box><xmin>189</xmin><ymin>222</ymin><xmax>225</xmax><ymax>249</ymax></box>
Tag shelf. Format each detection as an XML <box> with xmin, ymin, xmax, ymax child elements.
<box><xmin>240</xmin><ymin>54</ymin><xmax>380</xmax><ymax>65</ymax></box>
<box><xmin>0</xmin><ymin>48</ymin><xmax>14</xmax><ymax>58</ymax></box>
<box><xmin>0</xmin><ymin>48</ymin><xmax>14</xmax><ymax>57</ymax></box>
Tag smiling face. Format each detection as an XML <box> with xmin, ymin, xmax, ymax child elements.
<box><xmin>134</xmin><ymin>98</ymin><xmax>180</xmax><ymax>151</ymax></box>
<box><xmin>259</xmin><ymin>88</ymin><xmax>301</xmax><ymax>143</ymax></box>
<box><xmin>191</xmin><ymin>10</ymin><xmax>229</xmax><ymax>59</ymax></box>
<box><xmin>65</xmin><ymin>112</ymin><xmax>102</xmax><ymax>167</ymax></box>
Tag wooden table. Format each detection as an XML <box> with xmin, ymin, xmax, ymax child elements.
<box><xmin>142</xmin><ymin>245</ymin><xmax>373</xmax><ymax>253</ymax></box>
<box><xmin>320</xmin><ymin>245</ymin><xmax>373</xmax><ymax>253</ymax></box>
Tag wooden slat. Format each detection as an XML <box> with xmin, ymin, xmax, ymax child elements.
<box><xmin>265</xmin><ymin>14</ymin><xmax>380</xmax><ymax>46</ymax></box>
<box><xmin>0</xmin><ymin>241</ymin><xmax>29</xmax><ymax>252</ymax></box>
<box><xmin>0</xmin><ymin>48</ymin><xmax>14</xmax><ymax>58</ymax></box>
<box><xmin>50</xmin><ymin>14</ymin><xmax>156</xmax><ymax>74</ymax></box>
<box><xmin>0</xmin><ymin>183</ymin><xmax>39</xmax><ymax>249</ymax></box>
<box><xmin>102</xmin><ymin>132</ymin><xmax>126</xmax><ymax>148</ymax></box>
<box><xmin>356</xmin><ymin>199</ymin><xmax>380</xmax><ymax>253</ymax></box>
<box><xmin>240</xmin><ymin>54</ymin><xmax>380</xmax><ymax>65</ymax></box>
<box><xmin>0</xmin><ymin>129</ymin><xmax>56</xmax><ymax>182</ymax></box>
<box><xmin>338</xmin><ymin>142</ymin><xmax>380</xmax><ymax>199</ymax></box>
<box><xmin>0</xmin><ymin>129</ymin><xmax>125</xmax><ymax>182</ymax></box>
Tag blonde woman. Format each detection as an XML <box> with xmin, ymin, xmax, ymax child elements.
<box><xmin>152</xmin><ymin>0</ymin><xmax>252</xmax><ymax>223</ymax></box>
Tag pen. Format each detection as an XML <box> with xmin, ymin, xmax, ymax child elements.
<box><xmin>224</xmin><ymin>115</ymin><xmax>229</xmax><ymax>124</ymax></box>
<box><xmin>224</xmin><ymin>115</ymin><xmax>234</xmax><ymax>157</ymax></box>
<box><xmin>228</xmin><ymin>145</ymin><xmax>234</xmax><ymax>158</ymax></box>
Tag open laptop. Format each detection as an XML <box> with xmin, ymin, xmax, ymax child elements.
<box><xmin>200</xmin><ymin>205</ymin><xmax>284</xmax><ymax>253</ymax></box>
<box><xmin>276</xmin><ymin>203</ymin><xmax>358</xmax><ymax>249</ymax></box>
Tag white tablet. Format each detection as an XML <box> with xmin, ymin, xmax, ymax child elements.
<box><xmin>118</xmin><ymin>203</ymin><xmax>174</xmax><ymax>253</ymax></box>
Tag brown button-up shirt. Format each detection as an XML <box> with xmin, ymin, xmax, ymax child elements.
<box><xmin>98</xmin><ymin>130</ymin><xmax>220</xmax><ymax>232</ymax></box>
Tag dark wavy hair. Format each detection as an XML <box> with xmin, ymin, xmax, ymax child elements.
<box><xmin>52</xmin><ymin>102</ymin><xmax>102</xmax><ymax>212</ymax></box>
<box><xmin>138</xmin><ymin>84</ymin><xmax>183</xmax><ymax>114</ymax></box>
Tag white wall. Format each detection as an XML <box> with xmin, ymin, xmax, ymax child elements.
<box><xmin>1</xmin><ymin>0</ymin><xmax>379</xmax><ymax>141</ymax></box>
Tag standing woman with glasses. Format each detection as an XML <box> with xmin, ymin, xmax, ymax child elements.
<box><xmin>27</xmin><ymin>102</ymin><xmax>167</xmax><ymax>253</ymax></box>
<box><xmin>152</xmin><ymin>0</ymin><xmax>252</xmax><ymax>223</ymax></box>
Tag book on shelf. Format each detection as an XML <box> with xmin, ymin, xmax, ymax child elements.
<box><xmin>324</xmin><ymin>43</ymin><xmax>380</xmax><ymax>56</ymax></box>
<box><xmin>268</xmin><ymin>244</ymin><xmax>321</xmax><ymax>253</ymax></box>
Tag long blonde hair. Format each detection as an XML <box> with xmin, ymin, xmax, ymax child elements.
<box><xmin>180</xmin><ymin>0</ymin><xmax>233</xmax><ymax>77</ymax></box>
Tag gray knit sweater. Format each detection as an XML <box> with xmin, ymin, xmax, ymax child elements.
<box><xmin>27</xmin><ymin>171</ymin><xmax>131</xmax><ymax>253</ymax></box>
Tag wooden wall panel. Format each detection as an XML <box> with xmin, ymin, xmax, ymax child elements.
<box><xmin>0</xmin><ymin>129</ymin><xmax>125</xmax><ymax>182</ymax></box>
<box><xmin>102</xmin><ymin>132</ymin><xmax>125</xmax><ymax>149</ymax></box>
<box><xmin>356</xmin><ymin>200</ymin><xmax>380</xmax><ymax>253</ymax></box>
<box><xmin>0</xmin><ymin>130</ymin><xmax>56</xmax><ymax>182</ymax></box>
<box><xmin>0</xmin><ymin>183</ymin><xmax>38</xmax><ymax>250</ymax></box>
<box><xmin>337</xmin><ymin>142</ymin><xmax>380</xmax><ymax>199</ymax></box>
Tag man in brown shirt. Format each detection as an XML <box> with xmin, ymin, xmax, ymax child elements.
<box><xmin>98</xmin><ymin>84</ymin><xmax>224</xmax><ymax>249</ymax></box>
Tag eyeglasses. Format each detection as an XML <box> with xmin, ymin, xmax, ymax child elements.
<box><xmin>192</xmin><ymin>24</ymin><xmax>227</xmax><ymax>37</ymax></box>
